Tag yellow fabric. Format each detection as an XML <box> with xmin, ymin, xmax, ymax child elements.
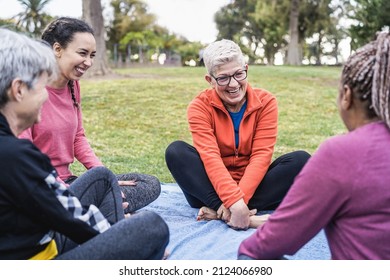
<box><xmin>29</xmin><ymin>240</ymin><xmax>58</xmax><ymax>260</ymax></box>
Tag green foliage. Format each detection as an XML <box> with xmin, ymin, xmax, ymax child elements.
<box><xmin>15</xmin><ymin>0</ymin><xmax>54</xmax><ymax>38</ymax></box>
<box><xmin>253</xmin><ymin>0</ymin><xmax>289</xmax><ymax>64</ymax></box>
<box><xmin>345</xmin><ymin>0</ymin><xmax>390</xmax><ymax>49</ymax></box>
<box><xmin>176</xmin><ymin>41</ymin><xmax>205</xmax><ymax>66</ymax></box>
<box><xmin>300</xmin><ymin>0</ymin><xmax>337</xmax><ymax>65</ymax></box>
<box><xmin>120</xmin><ymin>30</ymin><xmax>163</xmax><ymax>50</ymax></box>
<box><xmin>215</xmin><ymin>0</ymin><xmax>343</xmax><ymax>65</ymax></box>
<box><xmin>215</xmin><ymin>2</ymin><xmax>246</xmax><ymax>41</ymax></box>
<box><xmin>72</xmin><ymin>65</ymin><xmax>345</xmax><ymax>183</ymax></box>
<box><xmin>108</xmin><ymin>0</ymin><xmax>202</xmax><ymax>65</ymax></box>
<box><xmin>0</xmin><ymin>18</ymin><xmax>21</xmax><ymax>31</ymax></box>
<box><xmin>107</xmin><ymin>0</ymin><xmax>157</xmax><ymax>49</ymax></box>
<box><xmin>4</xmin><ymin>0</ymin><xmax>385</xmax><ymax>66</ymax></box>
<box><xmin>215</xmin><ymin>0</ymin><xmax>265</xmax><ymax>63</ymax></box>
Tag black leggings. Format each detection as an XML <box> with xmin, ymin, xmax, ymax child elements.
<box><xmin>55</xmin><ymin>167</ymin><xmax>169</xmax><ymax>260</ymax></box>
<box><xmin>66</xmin><ymin>173</ymin><xmax>161</xmax><ymax>214</ymax></box>
<box><xmin>165</xmin><ymin>141</ymin><xmax>310</xmax><ymax>211</ymax></box>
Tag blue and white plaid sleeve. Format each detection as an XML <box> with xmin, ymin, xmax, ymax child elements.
<box><xmin>44</xmin><ymin>173</ymin><xmax>111</xmax><ymax>233</ymax></box>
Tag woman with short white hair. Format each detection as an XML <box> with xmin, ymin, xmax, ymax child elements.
<box><xmin>166</xmin><ymin>39</ymin><xmax>310</xmax><ymax>230</ymax></box>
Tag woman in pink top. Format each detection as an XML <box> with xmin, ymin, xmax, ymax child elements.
<box><xmin>238</xmin><ymin>32</ymin><xmax>390</xmax><ymax>259</ymax></box>
<box><xmin>20</xmin><ymin>17</ymin><xmax>160</xmax><ymax>215</ymax></box>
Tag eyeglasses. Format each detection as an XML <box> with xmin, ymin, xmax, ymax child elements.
<box><xmin>211</xmin><ymin>69</ymin><xmax>247</xmax><ymax>86</ymax></box>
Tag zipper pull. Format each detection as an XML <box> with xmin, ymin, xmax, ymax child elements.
<box><xmin>235</xmin><ymin>149</ymin><xmax>238</xmax><ymax>158</ymax></box>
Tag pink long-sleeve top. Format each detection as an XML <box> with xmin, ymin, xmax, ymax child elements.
<box><xmin>19</xmin><ymin>81</ymin><xmax>103</xmax><ymax>181</ymax></box>
<box><xmin>238</xmin><ymin>121</ymin><xmax>390</xmax><ymax>260</ymax></box>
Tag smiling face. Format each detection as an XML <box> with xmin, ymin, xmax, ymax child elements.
<box><xmin>54</xmin><ymin>32</ymin><xmax>96</xmax><ymax>83</ymax></box>
<box><xmin>206</xmin><ymin>61</ymin><xmax>248</xmax><ymax>112</ymax></box>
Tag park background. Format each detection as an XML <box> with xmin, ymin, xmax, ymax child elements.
<box><xmin>1</xmin><ymin>0</ymin><xmax>388</xmax><ymax>182</ymax></box>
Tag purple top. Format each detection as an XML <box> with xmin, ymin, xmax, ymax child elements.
<box><xmin>239</xmin><ymin>121</ymin><xmax>390</xmax><ymax>259</ymax></box>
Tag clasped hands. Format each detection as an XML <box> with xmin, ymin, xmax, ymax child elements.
<box><xmin>197</xmin><ymin>198</ymin><xmax>270</xmax><ymax>230</ymax></box>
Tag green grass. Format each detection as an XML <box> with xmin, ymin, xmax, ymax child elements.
<box><xmin>72</xmin><ymin>65</ymin><xmax>346</xmax><ymax>183</ymax></box>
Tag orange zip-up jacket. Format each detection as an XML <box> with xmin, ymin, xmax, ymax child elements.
<box><xmin>187</xmin><ymin>83</ymin><xmax>278</xmax><ymax>208</ymax></box>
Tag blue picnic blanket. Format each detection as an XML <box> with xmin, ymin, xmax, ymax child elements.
<box><xmin>144</xmin><ymin>183</ymin><xmax>331</xmax><ymax>260</ymax></box>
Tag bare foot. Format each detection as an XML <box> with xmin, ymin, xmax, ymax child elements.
<box><xmin>162</xmin><ymin>250</ymin><xmax>170</xmax><ymax>260</ymax></box>
<box><xmin>249</xmin><ymin>214</ymin><xmax>270</xmax><ymax>228</ymax></box>
<box><xmin>197</xmin><ymin>206</ymin><xmax>218</xmax><ymax>221</ymax></box>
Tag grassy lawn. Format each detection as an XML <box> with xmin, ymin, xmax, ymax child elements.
<box><xmin>73</xmin><ymin>65</ymin><xmax>346</xmax><ymax>183</ymax></box>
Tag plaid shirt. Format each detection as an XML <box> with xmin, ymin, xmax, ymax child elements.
<box><xmin>38</xmin><ymin>172</ymin><xmax>111</xmax><ymax>245</ymax></box>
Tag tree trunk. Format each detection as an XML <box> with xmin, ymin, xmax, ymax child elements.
<box><xmin>287</xmin><ymin>0</ymin><xmax>301</xmax><ymax>65</ymax></box>
<box><xmin>316</xmin><ymin>33</ymin><xmax>323</xmax><ymax>66</ymax></box>
<box><xmin>82</xmin><ymin>0</ymin><xmax>111</xmax><ymax>76</ymax></box>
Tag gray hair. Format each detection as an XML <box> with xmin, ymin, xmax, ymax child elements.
<box><xmin>203</xmin><ymin>39</ymin><xmax>246</xmax><ymax>75</ymax></box>
<box><xmin>341</xmin><ymin>31</ymin><xmax>390</xmax><ymax>129</ymax></box>
<box><xmin>0</xmin><ymin>28</ymin><xmax>57</xmax><ymax>109</ymax></box>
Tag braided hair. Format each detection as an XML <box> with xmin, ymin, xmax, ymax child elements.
<box><xmin>341</xmin><ymin>31</ymin><xmax>390</xmax><ymax>129</ymax></box>
<box><xmin>42</xmin><ymin>17</ymin><xmax>94</xmax><ymax>109</ymax></box>
<box><xmin>67</xmin><ymin>80</ymin><xmax>79</xmax><ymax>108</ymax></box>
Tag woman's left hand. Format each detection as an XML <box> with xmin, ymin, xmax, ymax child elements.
<box><xmin>118</xmin><ymin>180</ymin><xmax>137</xmax><ymax>186</ymax></box>
<box><xmin>122</xmin><ymin>199</ymin><xmax>130</xmax><ymax>218</ymax></box>
<box><xmin>119</xmin><ymin>182</ymin><xmax>136</xmax><ymax>218</ymax></box>
<box><xmin>217</xmin><ymin>204</ymin><xmax>231</xmax><ymax>222</ymax></box>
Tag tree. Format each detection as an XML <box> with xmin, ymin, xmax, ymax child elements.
<box><xmin>215</xmin><ymin>0</ymin><xmax>269</xmax><ymax>64</ymax></box>
<box><xmin>82</xmin><ymin>0</ymin><xmax>110</xmax><ymax>76</ymax></box>
<box><xmin>253</xmin><ymin>0</ymin><xmax>289</xmax><ymax>65</ymax></box>
<box><xmin>215</xmin><ymin>3</ymin><xmax>245</xmax><ymax>41</ymax></box>
<box><xmin>214</xmin><ymin>0</ymin><xmax>298</xmax><ymax>65</ymax></box>
<box><xmin>300</xmin><ymin>0</ymin><xmax>335</xmax><ymax>65</ymax></box>
<box><xmin>119</xmin><ymin>30</ymin><xmax>163</xmax><ymax>63</ymax></box>
<box><xmin>15</xmin><ymin>0</ymin><xmax>53</xmax><ymax>38</ymax></box>
<box><xmin>213</xmin><ymin>0</ymin><xmax>344</xmax><ymax>65</ymax></box>
<box><xmin>344</xmin><ymin>0</ymin><xmax>390</xmax><ymax>49</ymax></box>
<box><xmin>0</xmin><ymin>19</ymin><xmax>21</xmax><ymax>32</ymax></box>
<box><xmin>287</xmin><ymin>0</ymin><xmax>301</xmax><ymax>65</ymax></box>
<box><xmin>176</xmin><ymin>41</ymin><xmax>205</xmax><ymax>66</ymax></box>
<box><xmin>107</xmin><ymin>0</ymin><xmax>157</xmax><ymax>50</ymax></box>
<box><xmin>107</xmin><ymin>0</ymin><xmax>163</xmax><ymax>65</ymax></box>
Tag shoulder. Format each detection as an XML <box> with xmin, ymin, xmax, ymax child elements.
<box><xmin>1</xmin><ymin>136</ymin><xmax>33</xmax><ymax>158</ymax></box>
<box><xmin>0</xmin><ymin>137</ymin><xmax>51</xmax><ymax>178</ymax></box>
<box><xmin>250</xmin><ymin>86</ymin><xmax>275</xmax><ymax>98</ymax></box>
<box><xmin>323</xmin><ymin>122</ymin><xmax>388</xmax><ymax>154</ymax></box>
<box><xmin>310</xmin><ymin>131</ymin><xmax>360</xmax><ymax>171</ymax></box>
<box><xmin>190</xmin><ymin>88</ymin><xmax>214</xmax><ymax>105</ymax></box>
<box><xmin>248</xmin><ymin>85</ymin><xmax>276</xmax><ymax>105</ymax></box>
<box><xmin>245</xmin><ymin>86</ymin><xmax>277</xmax><ymax>117</ymax></box>
<box><xmin>3</xmin><ymin>137</ymin><xmax>47</xmax><ymax>164</ymax></box>
<box><xmin>188</xmin><ymin>88</ymin><xmax>216</xmax><ymax>113</ymax></box>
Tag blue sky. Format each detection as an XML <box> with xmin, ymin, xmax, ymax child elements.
<box><xmin>0</xmin><ymin>0</ymin><xmax>231</xmax><ymax>43</ymax></box>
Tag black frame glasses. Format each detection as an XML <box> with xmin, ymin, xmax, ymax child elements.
<box><xmin>211</xmin><ymin>69</ymin><xmax>247</xmax><ymax>86</ymax></box>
